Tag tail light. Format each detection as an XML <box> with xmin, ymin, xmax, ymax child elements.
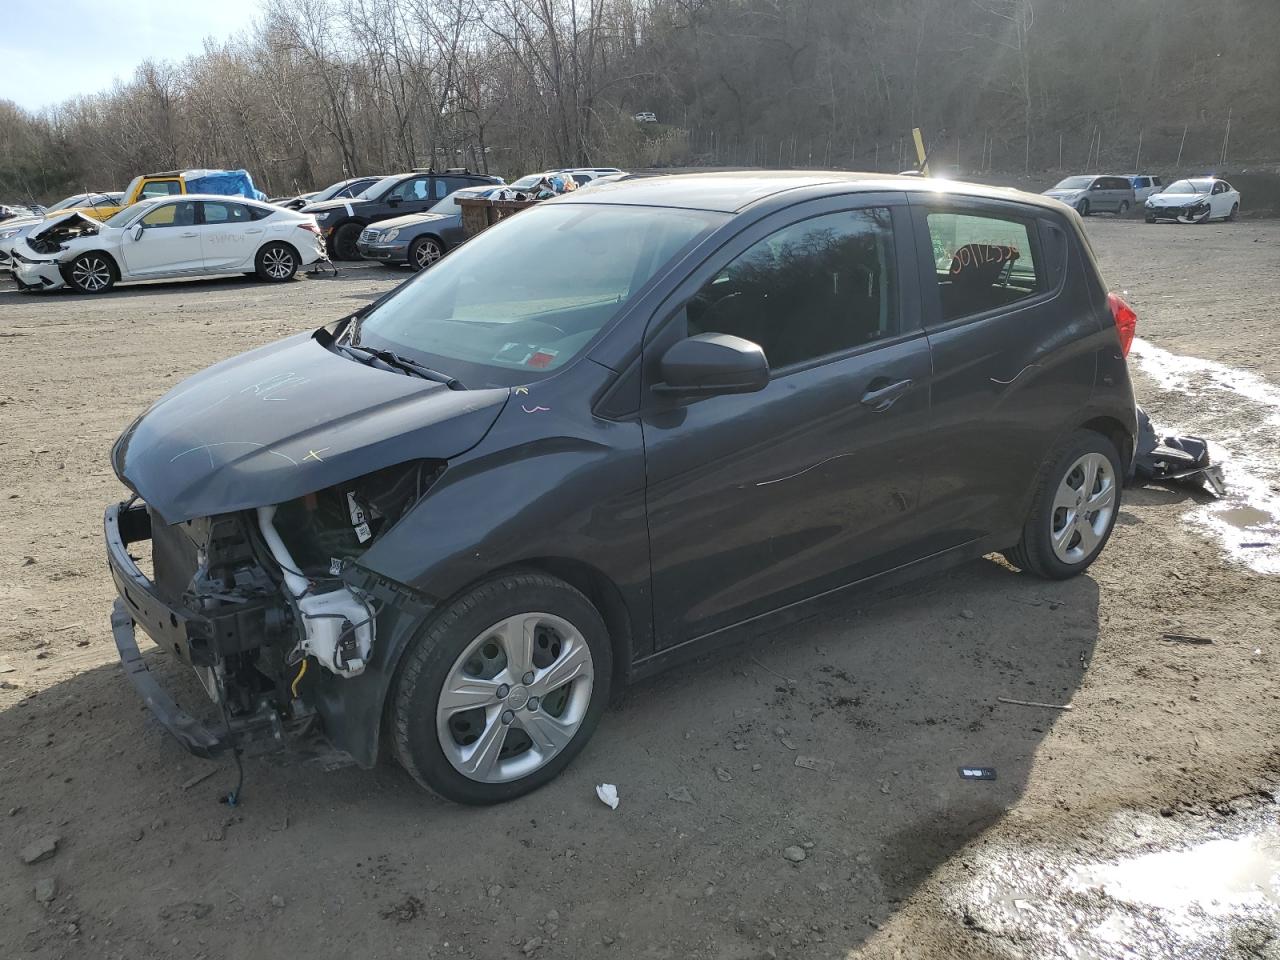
<box><xmin>1107</xmin><ymin>292</ymin><xmax>1138</xmax><ymax>357</ymax></box>
<box><xmin>300</xmin><ymin>221</ymin><xmax>322</xmax><ymax>235</ymax></box>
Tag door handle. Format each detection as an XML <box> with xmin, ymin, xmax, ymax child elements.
<box><xmin>860</xmin><ymin>378</ymin><xmax>913</xmax><ymax>412</ymax></box>
<box><xmin>180</xmin><ymin>231</ymin><xmax>198</xmax><ymax>238</ymax></box>
<box><xmin>246</xmin><ymin>228</ymin><xmax>263</xmax><ymax>235</ymax></box>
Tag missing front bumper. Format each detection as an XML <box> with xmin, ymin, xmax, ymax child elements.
<box><xmin>105</xmin><ymin>502</ymin><xmax>287</xmax><ymax>758</ymax></box>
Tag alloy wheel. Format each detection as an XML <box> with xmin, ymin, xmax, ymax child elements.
<box><xmin>72</xmin><ymin>256</ymin><xmax>111</xmax><ymax>291</ymax></box>
<box><xmin>414</xmin><ymin>239</ymin><xmax>443</xmax><ymax>270</ymax></box>
<box><xmin>1049</xmin><ymin>452</ymin><xmax>1116</xmax><ymax>564</ymax></box>
<box><xmin>263</xmin><ymin>247</ymin><xmax>295</xmax><ymax>279</ymax></box>
<box><xmin>436</xmin><ymin>612</ymin><xmax>594</xmax><ymax>783</ymax></box>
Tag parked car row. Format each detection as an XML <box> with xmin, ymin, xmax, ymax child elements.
<box><xmin>1042</xmin><ymin>173</ymin><xmax>1242</xmax><ymax>223</ymax></box>
<box><xmin>346</xmin><ymin>167</ymin><xmax>629</xmax><ymax>271</ymax></box>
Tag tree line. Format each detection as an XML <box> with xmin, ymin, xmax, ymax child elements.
<box><xmin>2</xmin><ymin>0</ymin><xmax>1277</xmax><ymax>204</ymax></box>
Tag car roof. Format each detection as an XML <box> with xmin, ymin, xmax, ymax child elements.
<box><xmin>554</xmin><ymin>170</ymin><xmax>1064</xmax><ymax>214</ymax></box>
<box><xmin>137</xmin><ymin>193</ymin><xmax>280</xmax><ymax>208</ymax></box>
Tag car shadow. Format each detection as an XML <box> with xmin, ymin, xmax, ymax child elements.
<box><xmin>1</xmin><ymin>554</ymin><xmax>1098</xmax><ymax>957</ymax></box>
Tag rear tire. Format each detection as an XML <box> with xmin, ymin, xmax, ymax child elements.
<box><xmin>1118</xmin><ymin>201</ymin><xmax>1130</xmax><ymax>216</ymax></box>
<box><xmin>391</xmin><ymin>571</ymin><xmax>613</xmax><ymax>804</ymax></box>
<box><xmin>1003</xmin><ymin>430</ymin><xmax>1122</xmax><ymax>580</ymax></box>
<box><xmin>66</xmin><ymin>252</ymin><xmax>115</xmax><ymax>293</ymax></box>
<box><xmin>255</xmin><ymin>242</ymin><xmax>298</xmax><ymax>282</ymax></box>
<box><xmin>332</xmin><ymin>223</ymin><xmax>362</xmax><ymax>261</ymax></box>
<box><xmin>1228</xmin><ymin>203</ymin><xmax>1239</xmax><ymax>222</ymax></box>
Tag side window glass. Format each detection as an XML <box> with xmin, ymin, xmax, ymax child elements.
<box><xmin>140</xmin><ymin>180</ymin><xmax>181</xmax><ymax>199</ymax></box>
<box><xmin>926</xmin><ymin>212</ymin><xmax>1040</xmax><ymax>321</ymax></box>
<box><xmin>203</xmin><ymin>202</ymin><xmax>251</xmax><ymax>223</ymax></box>
<box><xmin>686</xmin><ymin>207</ymin><xmax>898</xmax><ymax>370</ymax></box>
<box><xmin>388</xmin><ymin>177</ymin><xmax>429</xmax><ymax>201</ymax></box>
<box><xmin>141</xmin><ymin>201</ymin><xmax>196</xmax><ymax>229</ymax></box>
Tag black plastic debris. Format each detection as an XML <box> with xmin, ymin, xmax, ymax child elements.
<box><xmin>1132</xmin><ymin>405</ymin><xmax>1226</xmax><ymax>496</ymax></box>
<box><xmin>1162</xmin><ymin>633</ymin><xmax>1214</xmax><ymax>645</ymax></box>
<box><xmin>959</xmin><ymin>767</ymin><xmax>997</xmax><ymax>781</ymax></box>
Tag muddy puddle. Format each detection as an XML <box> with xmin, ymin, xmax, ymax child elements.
<box><xmin>953</xmin><ymin>796</ymin><xmax>1279</xmax><ymax>958</ymax></box>
<box><xmin>1129</xmin><ymin>338</ymin><xmax>1280</xmax><ymax>574</ymax></box>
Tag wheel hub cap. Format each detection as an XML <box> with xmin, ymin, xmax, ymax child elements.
<box><xmin>506</xmin><ymin>685</ymin><xmax>530</xmax><ymax>710</ymax></box>
<box><xmin>436</xmin><ymin>612</ymin><xmax>594</xmax><ymax>783</ymax></box>
<box><xmin>1050</xmin><ymin>452</ymin><xmax>1116</xmax><ymax>564</ymax></box>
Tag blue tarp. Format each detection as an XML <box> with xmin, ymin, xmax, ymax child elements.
<box><xmin>184</xmin><ymin>169</ymin><xmax>268</xmax><ymax>202</ymax></box>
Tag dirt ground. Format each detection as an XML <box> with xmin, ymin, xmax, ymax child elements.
<box><xmin>1</xmin><ymin>218</ymin><xmax>1278</xmax><ymax>960</ymax></box>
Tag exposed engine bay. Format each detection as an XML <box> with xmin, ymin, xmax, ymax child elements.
<box><xmin>27</xmin><ymin>212</ymin><xmax>100</xmax><ymax>255</ymax></box>
<box><xmin>112</xmin><ymin>459</ymin><xmax>442</xmax><ymax>756</ymax></box>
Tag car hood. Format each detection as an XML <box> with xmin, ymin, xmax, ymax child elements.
<box><xmin>1043</xmin><ymin>189</ymin><xmax>1083</xmax><ymax>199</ymax></box>
<box><xmin>302</xmin><ymin>197</ymin><xmax>372</xmax><ymax>215</ymax></box>
<box><xmin>1148</xmin><ymin>192</ymin><xmax>1207</xmax><ymax>206</ymax></box>
<box><xmin>368</xmin><ymin>212</ymin><xmax>452</xmax><ymax>232</ymax></box>
<box><xmin>111</xmin><ymin>332</ymin><xmax>509</xmax><ymax>522</ymax></box>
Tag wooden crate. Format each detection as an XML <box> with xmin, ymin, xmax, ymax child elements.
<box><xmin>457</xmin><ymin>196</ymin><xmax>540</xmax><ymax>238</ymax></box>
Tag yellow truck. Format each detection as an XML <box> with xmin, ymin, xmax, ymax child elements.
<box><xmin>61</xmin><ymin>169</ymin><xmax>266</xmax><ymax>221</ymax></box>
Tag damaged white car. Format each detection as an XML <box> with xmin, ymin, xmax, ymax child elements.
<box><xmin>11</xmin><ymin>194</ymin><xmax>326</xmax><ymax>294</ymax></box>
<box><xmin>1144</xmin><ymin>178</ymin><xmax>1241</xmax><ymax>224</ymax></box>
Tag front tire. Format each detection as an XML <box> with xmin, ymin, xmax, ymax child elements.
<box><xmin>255</xmin><ymin>242</ymin><xmax>298</xmax><ymax>282</ymax></box>
<box><xmin>391</xmin><ymin>572</ymin><xmax>613</xmax><ymax>804</ymax></box>
<box><xmin>1145</xmin><ymin>213</ymin><xmax>1157</xmax><ymax>224</ymax></box>
<box><xmin>1004</xmin><ymin>430</ymin><xmax>1122</xmax><ymax>580</ymax></box>
<box><xmin>67</xmin><ymin>252</ymin><xmax>115</xmax><ymax>293</ymax></box>
<box><xmin>1118</xmin><ymin>200</ymin><xmax>1130</xmax><ymax>216</ymax></box>
<box><xmin>1077</xmin><ymin>199</ymin><xmax>1091</xmax><ymax>217</ymax></box>
<box><xmin>409</xmin><ymin>236</ymin><xmax>444</xmax><ymax>272</ymax></box>
<box><xmin>332</xmin><ymin>223</ymin><xmax>363</xmax><ymax>261</ymax></box>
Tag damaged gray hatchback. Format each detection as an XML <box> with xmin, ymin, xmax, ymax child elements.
<box><xmin>106</xmin><ymin>172</ymin><xmax>1139</xmax><ymax>803</ymax></box>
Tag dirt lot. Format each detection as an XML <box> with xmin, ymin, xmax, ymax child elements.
<box><xmin>1</xmin><ymin>219</ymin><xmax>1278</xmax><ymax>960</ymax></box>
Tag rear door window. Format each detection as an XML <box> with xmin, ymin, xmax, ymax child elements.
<box><xmin>925</xmin><ymin>212</ymin><xmax>1040</xmax><ymax>322</ymax></box>
<box><xmin>201</xmin><ymin>201</ymin><xmax>252</xmax><ymax>224</ymax></box>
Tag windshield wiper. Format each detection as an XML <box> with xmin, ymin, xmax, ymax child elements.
<box><xmin>336</xmin><ymin>342</ymin><xmax>465</xmax><ymax>389</ymax></box>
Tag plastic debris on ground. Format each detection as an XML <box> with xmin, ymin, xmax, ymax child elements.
<box><xmin>595</xmin><ymin>783</ymin><xmax>619</xmax><ymax>810</ymax></box>
<box><xmin>1133</xmin><ymin>405</ymin><xmax>1226</xmax><ymax>496</ymax></box>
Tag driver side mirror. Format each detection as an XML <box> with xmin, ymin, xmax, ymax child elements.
<box><xmin>653</xmin><ymin>333</ymin><xmax>770</xmax><ymax>397</ymax></box>
<box><xmin>130</xmin><ymin>223</ymin><xmax>144</xmax><ymax>241</ymax></box>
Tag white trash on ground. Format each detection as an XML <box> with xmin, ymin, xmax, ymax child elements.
<box><xmin>595</xmin><ymin>783</ymin><xmax>619</xmax><ymax>810</ymax></box>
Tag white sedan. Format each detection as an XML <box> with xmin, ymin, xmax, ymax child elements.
<box><xmin>10</xmin><ymin>194</ymin><xmax>326</xmax><ymax>294</ymax></box>
<box><xmin>1144</xmin><ymin>178</ymin><xmax>1241</xmax><ymax>224</ymax></box>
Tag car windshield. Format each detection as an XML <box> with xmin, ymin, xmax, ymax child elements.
<box><xmin>1053</xmin><ymin>177</ymin><xmax>1093</xmax><ymax>190</ymax></box>
<box><xmin>1165</xmin><ymin>180</ymin><xmax>1210</xmax><ymax>195</ymax></box>
<box><xmin>103</xmin><ymin>199</ymin><xmax>160</xmax><ymax>228</ymax></box>
<box><xmin>357</xmin><ymin>175</ymin><xmax>403</xmax><ymax>199</ymax></box>
<box><xmin>351</xmin><ymin>202</ymin><xmax>725</xmax><ymax>387</ymax></box>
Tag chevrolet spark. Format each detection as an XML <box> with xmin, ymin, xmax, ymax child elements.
<box><xmin>105</xmin><ymin>173</ymin><xmax>1138</xmax><ymax>804</ymax></box>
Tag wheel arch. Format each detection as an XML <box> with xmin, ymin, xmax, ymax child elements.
<box><xmin>62</xmin><ymin>248</ymin><xmax>121</xmax><ymax>280</ymax></box>
<box><xmin>1079</xmin><ymin>414</ymin><xmax>1134</xmax><ymax>473</ymax></box>
<box><xmin>257</xmin><ymin>238</ymin><xmax>300</xmax><ymax>262</ymax></box>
